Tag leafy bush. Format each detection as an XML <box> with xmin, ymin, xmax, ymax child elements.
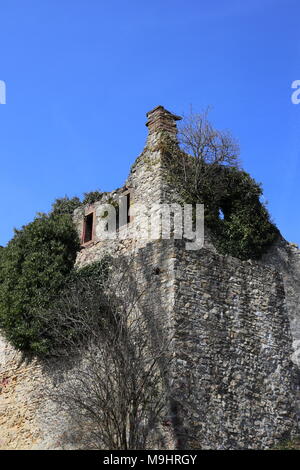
<box><xmin>0</xmin><ymin>190</ymin><xmax>113</xmax><ymax>356</ymax></box>
<box><xmin>82</xmin><ymin>190</ymin><xmax>103</xmax><ymax>205</ymax></box>
<box><xmin>0</xmin><ymin>203</ymin><xmax>81</xmax><ymax>355</ymax></box>
<box><xmin>207</xmin><ymin>167</ymin><xmax>279</xmax><ymax>259</ymax></box>
<box><xmin>51</xmin><ymin>196</ymin><xmax>81</xmax><ymax>215</ymax></box>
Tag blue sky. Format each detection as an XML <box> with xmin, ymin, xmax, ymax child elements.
<box><xmin>0</xmin><ymin>0</ymin><xmax>299</xmax><ymax>246</ymax></box>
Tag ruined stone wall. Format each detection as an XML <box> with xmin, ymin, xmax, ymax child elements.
<box><xmin>171</xmin><ymin>242</ymin><xmax>297</xmax><ymax>449</ymax></box>
<box><xmin>73</xmin><ymin>108</ymin><xmax>181</xmax><ymax>267</ymax></box>
<box><xmin>0</xmin><ymin>334</ymin><xmax>87</xmax><ymax>449</ymax></box>
<box><xmin>260</xmin><ymin>238</ymin><xmax>300</xmax><ymax>367</ymax></box>
<box><xmin>73</xmin><ymin>145</ymin><xmax>168</xmax><ymax>265</ymax></box>
<box><xmin>0</xmin><ymin>106</ymin><xmax>181</xmax><ymax>450</ymax></box>
<box><xmin>0</xmin><ymin>337</ymin><xmax>41</xmax><ymax>449</ymax></box>
<box><xmin>0</xmin><ymin>237</ymin><xmax>298</xmax><ymax>449</ymax></box>
<box><xmin>0</xmin><ymin>240</ymin><xmax>178</xmax><ymax>450</ymax></box>
<box><xmin>260</xmin><ymin>238</ymin><xmax>300</xmax><ymax>424</ymax></box>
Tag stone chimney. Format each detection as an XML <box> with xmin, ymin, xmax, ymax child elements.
<box><xmin>146</xmin><ymin>105</ymin><xmax>182</xmax><ymax>144</ymax></box>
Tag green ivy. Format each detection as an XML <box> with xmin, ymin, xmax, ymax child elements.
<box><xmin>162</xmin><ymin>142</ymin><xmax>279</xmax><ymax>260</ymax></box>
<box><xmin>205</xmin><ymin>166</ymin><xmax>279</xmax><ymax>260</ymax></box>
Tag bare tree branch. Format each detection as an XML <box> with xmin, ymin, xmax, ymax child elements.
<box><xmin>39</xmin><ymin>256</ymin><xmax>175</xmax><ymax>449</ymax></box>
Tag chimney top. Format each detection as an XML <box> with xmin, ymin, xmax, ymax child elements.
<box><xmin>146</xmin><ymin>106</ymin><xmax>182</xmax><ymax>137</ymax></box>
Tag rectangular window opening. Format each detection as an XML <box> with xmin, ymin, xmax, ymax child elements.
<box><xmin>126</xmin><ymin>192</ymin><xmax>131</xmax><ymax>224</ymax></box>
<box><xmin>118</xmin><ymin>192</ymin><xmax>131</xmax><ymax>229</ymax></box>
<box><xmin>83</xmin><ymin>212</ymin><xmax>94</xmax><ymax>243</ymax></box>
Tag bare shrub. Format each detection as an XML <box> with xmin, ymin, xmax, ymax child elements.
<box><xmin>41</xmin><ymin>257</ymin><xmax>174</xmax><ymax>449</ymax></box>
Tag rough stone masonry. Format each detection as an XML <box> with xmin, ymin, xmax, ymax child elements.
<box><xmin>0</xmin><ymin>105</ymin><xmax>299</xmax><ymax>449</ymax></box>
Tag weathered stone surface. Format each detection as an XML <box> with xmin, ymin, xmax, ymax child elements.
<box><xmin>171</xmin><ymin>242</ymin><xmax>297</xmax><ymax>449</ymax></box>
<box><xmin>260</xmin><ymin>237</ymin><xmax>300</xmax><ymax>367</ymax></box>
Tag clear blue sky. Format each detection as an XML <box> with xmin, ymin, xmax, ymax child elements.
<box><xmin>0</xmin><ymin>0</ymin><xmax>299</xmax><ymax>246</ymax></box>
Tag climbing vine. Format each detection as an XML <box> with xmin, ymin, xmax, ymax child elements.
<box><xmin>161</xmin><ymin>135</ymin><xmax>279</xmax><ymax>260</ymax></box>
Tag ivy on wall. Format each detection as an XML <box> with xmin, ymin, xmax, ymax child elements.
<box><xmin>204</xmin><ymin>166</ymin><xmax>279</xmax><ymax>260</ymax></box>
<box><xmin>161</xmin><ymin>137</ymin><xmax>279</xmax><ymax>260</ymax></box>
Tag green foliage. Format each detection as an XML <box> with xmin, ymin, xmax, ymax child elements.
<box><xmin>0</xmin><ymin>207</ymin><xmax>81</xmax><ymax>355</ymax></box>
<box><xmin>51</xmin><ymin>192</ymin><xmax>104</xmax><ymax>214</ymax></box>
<box><xmin>208</xmin><ymin>167</ymin><xmax>279</xmax><ymax>259</ymax></box>
<box><xmin>273</xmin><ymin>436</ymin><xmax>300</xmax><ymax>450</ymax></box>
<box><xmin>0</xmin><ymin>247</ymin><xmax>4</xmax><ymax>285</ymax></box>
<box><xmin>71</xmin><ymin>257</ymin><xmax>109</xmax><ymax>285</ymax></box>
<box><xmin>51</xmin><ymin>196</ymin><xmax>81</xmax><ymax>215</ymax></box>
<box><xmin>36</xmin><ymin>259</ymin><xmax>111</xmax><ymax>357</ymax></box>
<box><xmin>82</xmin><ymin>190</ymin><xmax>103</xmax><ymax>205</ymax></box>
<box><xmin>0</xmin><ymin>186</ymin><xmax>112</xmax><ymax>356</ymax></box>
<box><xmin>162</xmin><ymin>139</ymin><xmax>279</xmax><ymax>260</ymax></box>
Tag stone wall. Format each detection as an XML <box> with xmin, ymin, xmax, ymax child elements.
<box><xmin>171</xmin><ymin>242</ymin><xmax>297</xmax><ymax>449</ymax></box>
<box><xmin>260</xmin><ymin>238</ymin><xmax>300</xmax><ymax>367</ymax></box>
<box><xmin>73</xmin><ymin>107</ymin><xmax>181</xmax><ymax>267</ymax></box>
<box><xmin>0</xmin><ymin>239</ymin><xmax>178</xmax><ymax>450</ymax></box>
<box><xmin>0</xmin><ymin>337</ymin><xmax>41</xmax><ymax>449</ymax></box>
<box><xmin>260</xmin><ymin>237</ymin><xmax>300</xmax><ymax>424</ymax></box>
<box><xmin>0</xmin><ymin>335</ymin><xmax>85</xmax><ymax>449</ymax></box>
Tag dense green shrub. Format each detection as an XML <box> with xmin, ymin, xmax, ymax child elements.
<box><xmin>205</xmin><ymin>166</ymin><xmax>279</xmax><ymax>259</ymax></box>
<box><xmin>51</xmin><ymin>196</ymin><xmax>81</xmax><ymax>215</ymax></box>
<box><xmin>162</xmin><ymin>139</ymin><xmax>279</xmax><ymax>260</ymax></box>
<box><xmin>0</xmin><ymin>202</ymin><xmax>81</xmax><ymax>355</ymax></box>
<box><xmin>0</xmin><ymin>191</ymin><xmax>112</xmax><ymax>356</ymax></box>
<box><xmin>82</xmin><ymin>190</ymin><xmax>103</xmax><ymax>205</ymax></box>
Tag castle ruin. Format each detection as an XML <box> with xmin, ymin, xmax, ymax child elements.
<box><xmin>0</xmin><ymin>106</ymin><xmax>300</xmax><ymax>449</ymax></box>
